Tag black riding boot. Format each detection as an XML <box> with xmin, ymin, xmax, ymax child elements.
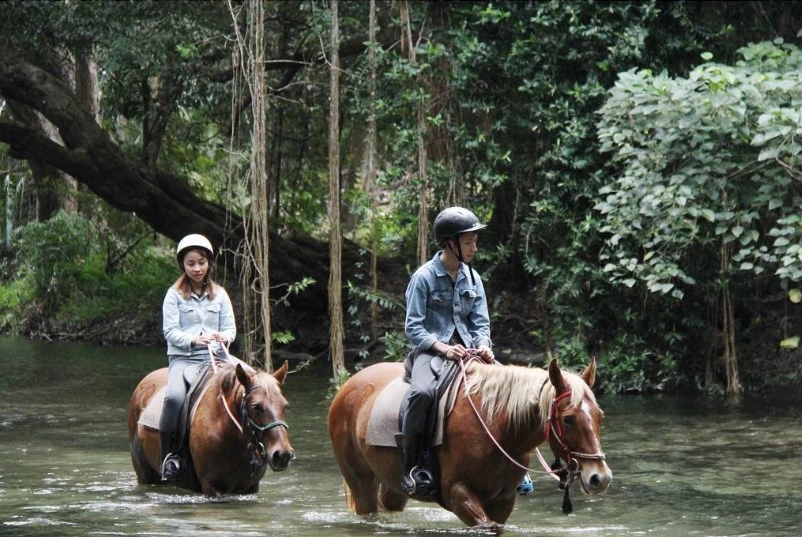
<box><xmin>395</xmin><ymin>433</ymin><xmax>434</xmax><ymax>496</ymax></box>
<box><xmin>159</xmin><ymin>431</ymin><xmax>181</xmax><ymax>480</ymax></box>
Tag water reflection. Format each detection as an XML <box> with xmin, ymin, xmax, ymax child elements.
<box><xmin>0</xmin><ymin>336</ymin><xmax>800</xmax><ymax>536</ymax></box>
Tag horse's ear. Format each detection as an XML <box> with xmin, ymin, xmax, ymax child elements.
<box><xmin>548</xmin><ymin>359</ymin><xmax>568</xmax><ymax>394</ymax></box>
<box><xmin>273</xmin><ymin>360</ymin><xmax>289</xmax><ymax>384</ymax></box>
<box><xmin>235</xmin><ymin>363</ymin><xmax>253</xmax><ymax>391</ymax></box>
<box><xmin>580</xmin><ymin>357</ymin><xmax>597</xmax><ymax>388</ymax></box>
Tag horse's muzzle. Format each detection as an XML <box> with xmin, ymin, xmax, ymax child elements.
<box><xmin>580</xmin><ymin>462</ymin><xmax>612</xmax><ymax>494</ymax></box>
<box><xmin>269</xmin><ymin>448</ymin><xmax>295</xmax><ymax>471</ymax></box>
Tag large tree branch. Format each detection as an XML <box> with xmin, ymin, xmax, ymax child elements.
<box><xmin>0</xmin><ymin>41</ymin><xmax>229</xmax><ymax>240</ymax></box>
<box><xmin>0</xmin><ymin>40</ymin><xmax>344</xmax><ymax>308</ymax></box>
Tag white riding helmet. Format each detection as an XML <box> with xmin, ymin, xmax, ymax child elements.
<box><xmin>176</xmin><ymin>234</ymin><xmax>214</xmax><ymax>265</ymax></box>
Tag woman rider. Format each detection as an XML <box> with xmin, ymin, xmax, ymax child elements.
<box><xmin>159</xmin><ymin>234</ymin><xmax>236</xmax><ymax>480</ymax></box>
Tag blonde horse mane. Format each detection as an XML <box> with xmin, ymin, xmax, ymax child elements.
<box><xmin>464</xmin><ymin>362</ymin><xmax>596</xmax><ymax>432</ymax></box>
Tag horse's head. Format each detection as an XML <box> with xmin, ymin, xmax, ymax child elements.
<box><xmin>544</xmin><ymin>358</ymin><xmax>612</xmax><ymax>495</ymax></box>
<box><xmin>234</xmin><ymin>360</ymin><xmax>295</xmax><ymax>471</ymax></box>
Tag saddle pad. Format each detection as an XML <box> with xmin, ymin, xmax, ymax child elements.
<box><xmin>138</xmin><ymin>386</ymin><xmax>168</xmax><ymax>430</ymax></box>
<box><xmin>365</xmin><ymin>376</ymin><xmax>459</xmax><ymax>447</ymax></box>
<box><xmin>137</xmin><ymin>383</ymin><xmax>212</xmax><ymax>431</ymax></box>
<box><xmin>137</xmin><ymin>359</ymin><xmax>248</xmax><ymax>431</ymax></box>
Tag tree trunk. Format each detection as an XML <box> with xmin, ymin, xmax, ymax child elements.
<box><xmin>237</xmin><ymin>0</ymin><xmax>274</xmax><ymax>370</ymax></box>
<box><xmin>367</xmin><ymin>0</ymin><xmax>379</xmax><ymax>345</ymax></box>
<box><xmin>399</xmin><ymin>0</ymin><xmax>430</xmax><ymax>265</ymax></box>
<box><xmin>720</xmin><ymin>237</ymin><xmax>742</xmax><ymax>398</ymax></box>
<box><xmin>328</xmin><ymin>0</ymin><xmax>346</xmax><ymax>382</ymax></box>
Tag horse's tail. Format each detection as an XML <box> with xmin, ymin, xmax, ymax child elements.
<box><xmin>343</xmin><ymin>478</ymin><xmax>356</xmax><ymax>512</ymax></box>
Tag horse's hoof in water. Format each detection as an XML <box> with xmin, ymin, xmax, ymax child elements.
<box><xmin>478</xmin><ymin>521</ymin><xmax>503</xmax><ymax>534</ymax></box>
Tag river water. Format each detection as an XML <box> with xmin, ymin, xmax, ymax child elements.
<box><xmin>0</xmin><ymin>336</ymin><xmax>800</xmax><ymax>536</ymax></box>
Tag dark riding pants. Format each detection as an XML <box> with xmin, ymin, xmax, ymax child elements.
<box><xmin>401</xmin><ymin>351</ymin><xmax>442</xmax><ymax>440</ymax></box>
<box><xmin>160</xmin><ymin>353</ymin><xmax>210</xmax><ymax>454</ymax></box>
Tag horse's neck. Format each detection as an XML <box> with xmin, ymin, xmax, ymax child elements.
<box><xmin>455</xmin><ymin>371</ymin><xmax>549</xmax><ymax>458</ymax></box>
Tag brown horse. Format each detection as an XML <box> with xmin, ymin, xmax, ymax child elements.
<box><xmin>128</xmin><ymin>359</ymin><xmax>294</xmax><ymax>497</ymax></box>
<box><xmin>328</xmin><ymin>358</ymin><xmax>611</xmax><ymax>528</ymax></box>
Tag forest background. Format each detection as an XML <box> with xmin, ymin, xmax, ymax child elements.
<box><xmin>2</xmin><ymin>0</ymin><xmax>802</xmax><ymax>398</ymax></box>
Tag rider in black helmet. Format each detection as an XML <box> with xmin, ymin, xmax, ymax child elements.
<box><xmin>398</xmin><ymin>206</ymin><xmax>494</xmax><ymax>496</ymax></box>
<box><xmin>433</xmin><ymin>207</ymin><xmax>486</xmax><ymax>285</ymax></box>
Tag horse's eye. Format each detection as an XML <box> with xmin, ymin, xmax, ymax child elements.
<box><xmin>562</xmin><ymin>415</ymin><xmax>575</xmax><ymax>426</ymax></box>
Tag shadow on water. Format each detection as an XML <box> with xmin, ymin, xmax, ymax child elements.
<box><xmin>1</xmin><ymin>335</ymin><xmax>801</xmax><ymax>536</ymax></box>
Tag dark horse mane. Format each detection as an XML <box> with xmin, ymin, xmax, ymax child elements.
<box><xmin>216</xmin><ymin>361</ymin><xmax>281</xmax><ymax>397</ymax></box>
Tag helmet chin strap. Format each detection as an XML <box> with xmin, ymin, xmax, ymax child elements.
<box><xmin>446</xmin><ymin>238</ymin><xmax>476</xmax><ymax>286</ymax></box>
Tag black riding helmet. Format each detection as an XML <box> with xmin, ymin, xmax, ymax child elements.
<box><xmin>433</xmin><ymin>207</ymin><xmax>486</xmax><ymax>284</ymax></box>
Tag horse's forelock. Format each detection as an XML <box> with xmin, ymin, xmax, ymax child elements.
<box><xmin>254</xmin><ymin>370</ymin><xmax>282</xmax><ymax>396</ymax></box>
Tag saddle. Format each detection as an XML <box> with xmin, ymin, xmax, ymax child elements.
<box><xmin>365</xmin><ymin>356</ymin><xmax>461</xmax><ymax>448</ymax></box>
<box><xmin>365</xmin><ymin>356</ymin><xmax>462</xmax><ymax>505</ymax></box>
<box><xmin>137</xmin><ymin>362</ymin><xmax>215</xmax><ymax>439</ymax></box>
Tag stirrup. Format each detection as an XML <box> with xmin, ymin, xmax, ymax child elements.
<box><xmin>402</xmin><ymin>466</ymin><xmax>434</xmax><ymax>496</ymax></box>
<box><xmin>160</xmin><ymin>453</ymin><xmax>181</xmax><ymax>480</ymax></box>
<box><xmin>517</xmin><ymin>473</ymin><xmax>534</xmax><ymax>495</ymax></box>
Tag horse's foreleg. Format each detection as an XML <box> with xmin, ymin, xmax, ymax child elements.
<box><xmin>446</xmin><ymin>482</ymin><xmax>501</xmax><ymax>529</ymax></box>
<box><xmin>483</xmin><ymin>496</ymin><xmax>516</xmax><ymax>526</ymax></box>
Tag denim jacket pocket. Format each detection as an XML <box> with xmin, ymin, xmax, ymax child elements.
<box><xmin>427</xmin><ymin>290</ymin><xmax>450</xmax><ymax>312</ymax></box>
<box><xmin>178</xmin><ymin>304</ymin><xmax>196</xmax><ymax>326</ymax></box>
<box><xmin>459</xmin><ymin>288</ymin><xmax>477</xmax><ymax>314</ymax></box>
<box><xmin>206</xmin><ymin>303</ymin><xmax>221</xmax><ymax>322</ymax></box>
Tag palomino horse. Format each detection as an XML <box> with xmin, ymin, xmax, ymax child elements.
<box><xmin>328</xmin><ymin>358</ymin><xmax>611</xmax><ymax>528</ymax></box>
<box><xmin>128</xmin><ymin>359</ymin><xmax>294</xmax><ymax>497</ymax></box>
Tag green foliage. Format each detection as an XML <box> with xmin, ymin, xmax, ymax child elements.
<box><xmin>16</xmin><ymin>212</ymin><xmax>100</xmax><ymax>297</ymax></box>
<box><xmin>273</xmin><ymin>277</ymin><xmax>317</xmax><ymax>307</ymax></box>
<box><xmin>272</xmin><ymin>330</ymin><xmax>295</xmax><ymax>345</ymax></box>
<box><xmin>597</xmin><ymin>41</ymin><xmax>802</xmax><ymax>296</ymax></box>
<box><xmin>3</xmin><ymin>212</ymin><xmax>174</xmax><ymax>334</ymax></box>
<box><xmin>3</xmin><ymin>0</ymin><xmax>801</xmax><ymax>391</ymax></box>
<box><xmin>598</xmin><ymin>333</ymin><xmax>679</xmax><ymax>394</ymax></box>
<box><xmin>381</xmin><ymin>330</ymin><xmax>408</xmax><ymax>362</ymax></box>
<box><xmin>0</xmin><ymin>275</ymin><xmax>35</xmax><ymax>332</ymax></box>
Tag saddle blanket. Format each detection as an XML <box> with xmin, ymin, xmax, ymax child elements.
<box><xmin>138</xmin><ymin>386</ymin><xmax>168</xmax><ymax>430</ymax></box>
<box><xmin>137</xmin><ymin>383</ymin><xmax>212</xmax><ymax>431</ymax></box>
<box><xmin>365</xmin><ymin>375</ymin><xmax>460</xmax><ymax>447</ymax></box>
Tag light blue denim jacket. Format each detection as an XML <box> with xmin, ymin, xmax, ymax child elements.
<box><xmin>162</xmin><ymin>285</ymin><xmax>236</xmax><ymax>356</ymax></box>
<box><xmin>405</xmin><ymin>251</ymin><xmax>492</xmax><ymax>354</ymax></box>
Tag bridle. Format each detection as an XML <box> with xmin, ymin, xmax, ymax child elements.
<box><xmin>218</xmin><ymin>380</ymin><xmax>290</xmax><ymax>477</ymax></box>
<box><xmin>546</xmin><ymin>390</ymin><xmax>607</xmax><ymax>469</ymax></box>
<box><xmin>456</xmin><ymin>355</ymin><xmax>605</xmax><ymax>513</ymax></box>
<box><xmin>209</xmin><ymin>345</ymin><xmax>290</xmax><ymax>477</ymax></box>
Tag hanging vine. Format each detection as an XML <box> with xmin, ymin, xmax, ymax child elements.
<box><xmin>228</xmin><ymin>0</ymin><xmax>273</xmax><ymax>370</ymax></box>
